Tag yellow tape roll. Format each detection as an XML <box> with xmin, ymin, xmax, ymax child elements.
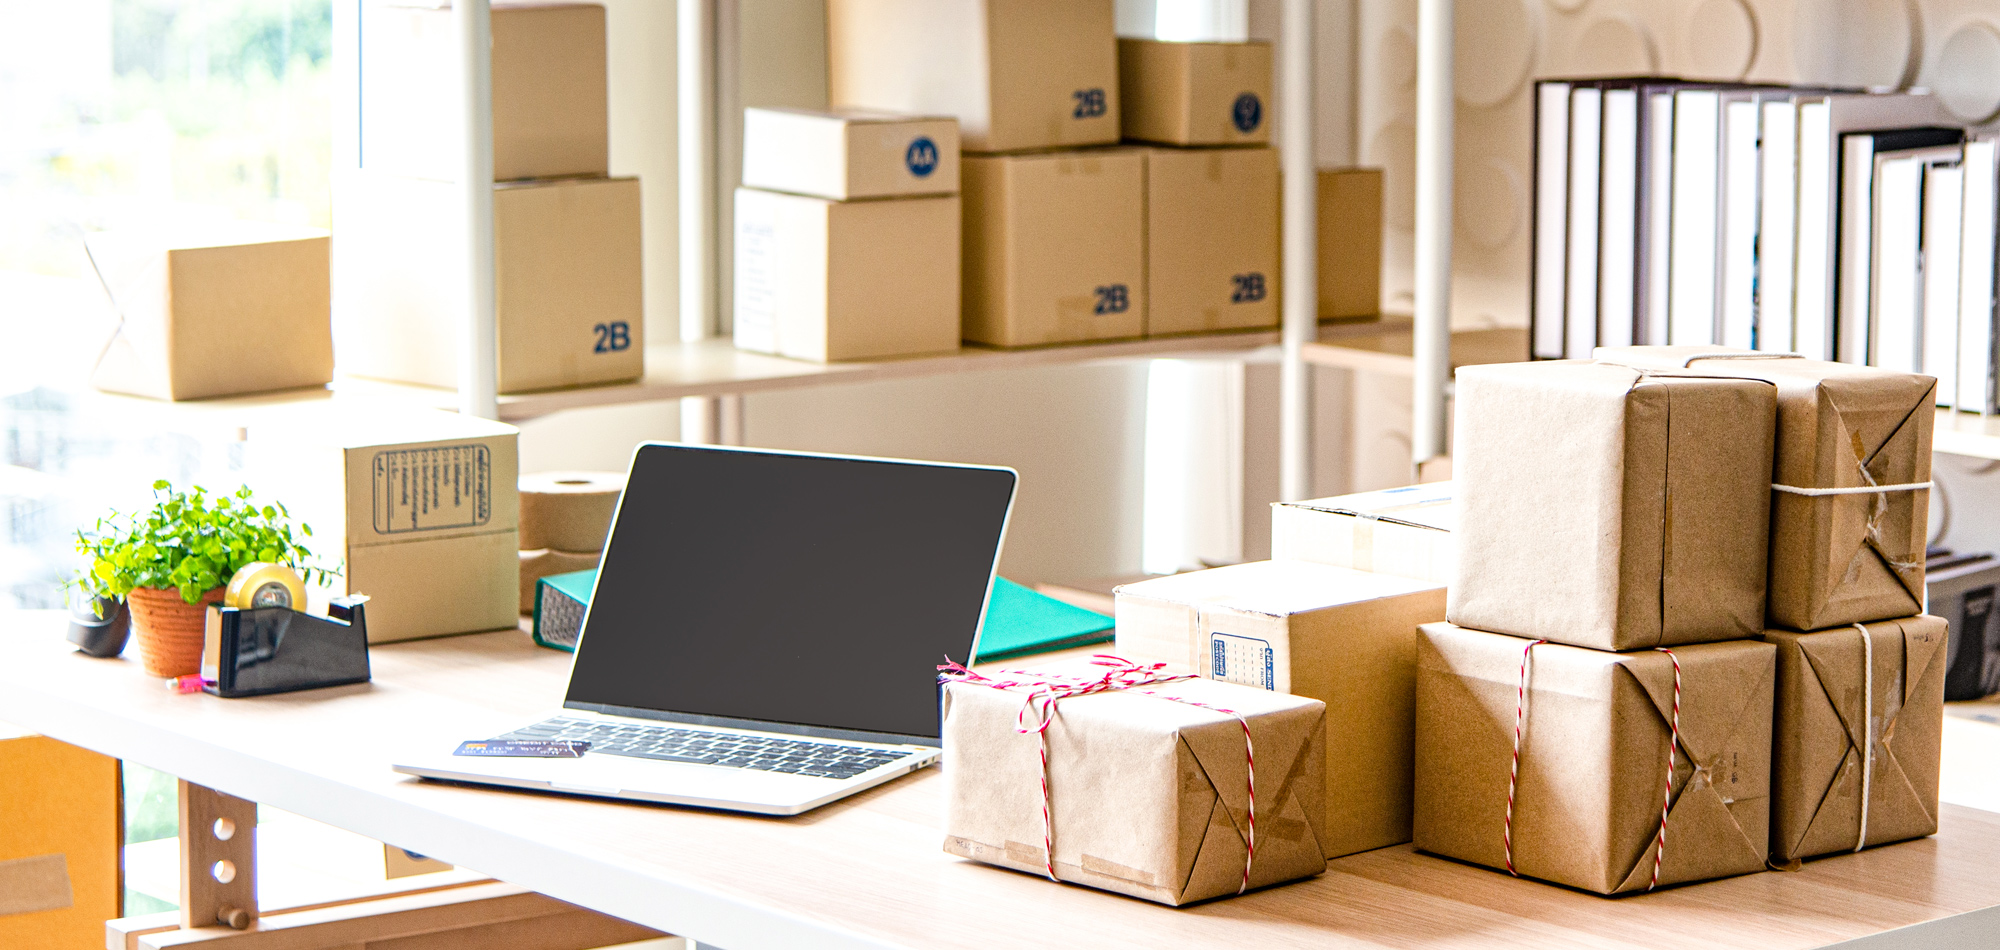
<box><xmin>225</xmin><ymin>563</ymin><xmax>306</xmax><ymax>611</ymax></box>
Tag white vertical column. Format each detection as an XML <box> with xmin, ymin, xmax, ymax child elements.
<box><xmin>455</xmin><ymin>0</ymin><xmax>498</xmax><ymax>420</ymax></box>
<box><xmin>1277</xmin><ymin>0</ymin><xmax>1317</xmax><ymax>502</ymax></box>
<box><xmin>1411</xmin><ymin>0</ymin><xmax>1453</xmax><ymax>469</ymax></box>
<box><xmin>679</xmin><ymin>0</ymin><xmax>718</xmax><ymax>443</ymax></box>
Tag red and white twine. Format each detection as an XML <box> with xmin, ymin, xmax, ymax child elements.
<box><xmin>1503</xmin><ymin>641</ymin><xmax>1685</xmax><ymax>892</ymax></box>
<box><xmin>940</xmin><ymin>655</ymin><xmax>1260</xmax><ymax>894</ymax></box>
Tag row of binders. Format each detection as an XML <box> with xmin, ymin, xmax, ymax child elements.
<box><xmin>1531</xmin><ymin>77</ymin><xmax>2000</xmax><ymax>413</ymax></box>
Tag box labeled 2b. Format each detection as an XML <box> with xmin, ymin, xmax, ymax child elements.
<box><xmin>1145</xmin><ymin>145</ymin><xmax>1278</xmax><ymax>335</ymax></box>
<box><xmin>963</xmin><ymin>148</ymin><xmax>1145</xmax><ymax>346</ymax></box>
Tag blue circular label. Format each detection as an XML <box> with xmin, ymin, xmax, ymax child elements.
<box><xmin>906</xmin><ymin>136</ymin><xmax>939</xmax><ymax>178</ymax></box>
<box><xmin>1232</xmin><ymin>93</ymin><xmax>1262</xmax><ymax>134</ymax></box>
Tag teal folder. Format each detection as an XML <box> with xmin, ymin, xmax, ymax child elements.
<box><xmin>972</xmin><ymin>577</ymin><xmax>1115</xmax><ymax>663</ymax></box>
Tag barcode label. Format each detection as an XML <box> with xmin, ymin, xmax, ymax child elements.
<box><xmin>371</xmin><ymin>444</ymin><xmax>492</xmax><ymax>534</ymax></box>
<box><xmin>1209</xmin><ymin>632</ymin><xmax>1274</xmax><ymax>690</ymax></box>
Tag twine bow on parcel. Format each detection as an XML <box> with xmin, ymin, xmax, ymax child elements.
<box><xmin>938</xmin><ymin>655</ymin><xmax>1261</xmax><ymax>894</ymax></box>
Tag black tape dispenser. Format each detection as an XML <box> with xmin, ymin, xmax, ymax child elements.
<box><xmin>201</xmin><ymin>563</ymin><xmax>371</xmax><ymax>698</ymax></box>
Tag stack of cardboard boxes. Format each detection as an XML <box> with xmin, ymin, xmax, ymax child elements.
<box><xmin>338</xmin><ymin>1</ymin><xmax>643</xmax><ymax>394</ymax></box>
<box><xmin>1111</xmin><ymin>346</ymin><xmax>1948</xmax><ymax>894</ymax></box>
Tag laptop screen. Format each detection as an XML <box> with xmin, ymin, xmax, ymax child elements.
<box><xmin>563</xmin><ymin>443</ymin><xmax>1017</xmax><ymax>743</ymax></box>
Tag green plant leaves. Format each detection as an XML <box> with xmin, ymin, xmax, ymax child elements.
<box><xmin>68</xmin><ymin>481</ymin><xmax>338</xmax><ymax>608</ymax></box>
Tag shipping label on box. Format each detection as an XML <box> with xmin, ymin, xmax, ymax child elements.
<box><xmin>1767</xmin><ymin>615</ymin><xmax>1946</xmax><ymax>862</ymax></box>
<box><xmin>1117</xmin><ymin>38</ymin><xmax>1272</xmax><ymax>146</ymax></box>
<box><xmin>1115</xmin><ymin>560</ymin><xmax>1445</xmax><ymax>858</ymax></box>
<box><xmin>1415</xmin><ymin>623</ymin><xmax>1774</xmax><ymax>894</ymax></box>
<box><xmin>963</xmin><ymin>148</ymin><xmax>1145</xmax><ymax>346</ymax></box>
<box><xmin>828</xmin><ymin>0</ymin><xmax>1120</xmax><ymax>153</ymax></box>
<box><xmin>1448</xmin><ymin>360</ymin><xmax>1775</xmax><ymax>650</ymax></box>
<box><xmin>733</xmin><ymin>188</ymin><xmax>961</xmax><ymax>362</ymax></box>
<box><xmin>1270</xmin><ymin>481</ymin><xmax>1454</xmax><ymax>583</ymax></box>
<box><xmin>1144</xmin><ymin>146</ymin><xmax>1278</xmax><ymax>336</ymax></box>
<box><xmin>84</xmin><ymin>223</ymin><xmax>333</xmax><ymax>401</ymax></box>
<box><xmin>1595</xmin><ymin>346</ymin><xmax>1936</xmax><ymax>630</ymax></box>
<box><xmin>742</xmin><ymin>108</ymin><xmax>961</xmax><ymax>200</ymax></box>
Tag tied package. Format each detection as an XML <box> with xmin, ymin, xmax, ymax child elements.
<box><xmin>1269</xmin><ymin>482</ymin><xmax>1454</xmax><ymax>584</ymax></box>
<box><xmin>1596</xmin><ymin>347</ymin><xmax>1935</xmax><ymax>630</ymax></box>
<box><xmin>1114</xmin><ymin>560</ymin><xmax>1445</xmax><ymax>857</ymax></box>
<box><xmin>1450</xmin><ymin>361</ymin><xmax>1776</xmax><ymax>650</ymax></box>
<box><xmin>941</xmin><ymin>662</ymin><xmax>1326</xmax><ymax>905</ymax></box>
<box><xmin>1767</xmin><ymin>616</ymin><xmax>1947</xmax><ymax>863</ymax></box>
<box><xmin>1415</xmin><ymin>623</ymin><xmax>1775</xmax><ymax>894</ymax></box>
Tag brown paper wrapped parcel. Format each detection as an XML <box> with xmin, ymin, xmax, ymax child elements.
<box><xmin>1596</xmin><ymin>346</ymin><xmax>1934</xmax><ymax>631</ymax></box>
<box><xmin>1767</xmin><ymin>615</ymin><xmax>1947</xmax><ymax>863</ymax></box>
<box><xmin>941</xmin><ymin>667</ymin><xmax>1327</xmax><ymax>905</ymax></box>
<box><xmin>1448</xmin><ymin>361</ymin><xmax>1776</xmax><ymax>650</ymax></box>
<box><xmin>1415</xmin><ymin>623</ymin><xmax>1774</xmax><ymax>893</ymax></box>
<box><xmin>1114</xmin><ymin>560</ymin><xmax>1445</xmax><ymax>857</ymax></box>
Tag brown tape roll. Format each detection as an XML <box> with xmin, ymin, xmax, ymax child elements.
<box><xmin>519</xmin><ymin>548</ymin><xmax>602</xmax><ymax>613</ymax></box>
<box><xmin>518</xmin><ymin>471</ymin><xmax>626</xmax><ymax>553</ymax></box>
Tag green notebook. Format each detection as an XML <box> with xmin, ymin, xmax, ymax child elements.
<box><xmin>972</xmin><ymin>577</ymin><xmax>1115</xmax><ymax>663</ymax></box>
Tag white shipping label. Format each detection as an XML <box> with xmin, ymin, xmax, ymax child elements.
<box><xmin>371</xmin><ymin>444</ymin><xmax>492</xmax><ymax>533</ymax></box>
<box><xmin>733</xmin><ymin>198</ymin><xmax>779</xmax><ymax>353</ymax></box>
<box><xmin>1209</xmin><ymin>631</ymin><xmax>1274</xmax><ymax>690</ymax></box>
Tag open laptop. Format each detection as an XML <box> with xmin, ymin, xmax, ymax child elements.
<box><xmin>393</xmin><ymin>442</ymin><xmax>1017</xmax><ymax>815</ymax></box>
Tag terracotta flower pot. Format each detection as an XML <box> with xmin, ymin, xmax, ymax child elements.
<box><xmin>127</xmin><ymin>586</ymin><xmax>225</xmax><ymax>678</ymax></box>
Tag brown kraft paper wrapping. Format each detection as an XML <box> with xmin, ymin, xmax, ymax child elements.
<box><xmin>1766</xmin><ymin>615</ymin><xmax>1947</xmax><ymax>863</ymax></box>
<box><xmin>1448</xmin><ymin>361</ymin><xmax>1776</xmax><ymax>650</ymax></box>
<box><xmin>1595</xmin><ymin>346</ymin><xmax>1935</xmax><ymax>631</ymax></box>
<box><xmin>1415</xmin><ymin>623</ymin><xmax>1774</xmax><ymax>894</ymax></box>
<box><xmin>941</xmin><ymin>671</ymin><xmax>1327</xmax><ymax>906</ymax></box>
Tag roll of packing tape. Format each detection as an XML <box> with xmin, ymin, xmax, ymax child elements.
<box><xmin>519</xmin><ymin>548</ymin><xmax>602</xmax><ymax>613</ymax></box>
<box><xmin>519</xmin><ymin>471</ymin><xmax>626</xmax><ymax>553</ymax></box>
<box><xmin>225</xmin><ymin>563</ymin><xmax>306</xmax><ymax>611</ymax></box>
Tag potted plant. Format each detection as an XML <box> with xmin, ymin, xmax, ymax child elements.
<box><xmin>71</xmin><ymin>481</ymin><xmax>335</xmax><ymax>678</ymax></box>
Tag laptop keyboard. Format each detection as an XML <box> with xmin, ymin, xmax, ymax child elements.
<box><xmin>498</xmin><ymin>717</ymin><xmax>911</xmax><ymax>780</ymax></box>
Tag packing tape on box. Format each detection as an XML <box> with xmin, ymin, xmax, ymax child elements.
<box><xmin>520</xmin><ymin>548</ymin><xmax>601</xmax><ymax>613</ymax></box>
<box><xmin>519</xmin><ymin>471</ymin><xmax>626</xmax><ymax>553</ymax></box>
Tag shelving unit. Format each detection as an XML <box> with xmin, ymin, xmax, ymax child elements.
<box><xmin>1934</xmin><ymin>409</ymin><xmax>2000</xmax><ymax>460</ymax></box>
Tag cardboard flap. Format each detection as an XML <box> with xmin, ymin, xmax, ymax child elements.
<box><xmin>1866</xmin><ymin>740</ymin><xmax>1939</xmax><ymax>842</ymax></box>
<box><xmin>1614</xmin><ymin>777</ymin><xmax>1764</xmax><ymax>892</ymax></box>
<box><xmin>1828</xmin><ymin>384</ymin><xmax>1933</xmax><ymax>603</ymax></box>
<box><xmin>1623</xmin><ymin>649</ymin><xmax>1769</xmax><ymax>765</ymax></box>
<box><xmin>1798</xmin><ymin>633</ymin><xmax>1870</xmax><ymax>754</ymax></box>
<box><xmin>1902</xmin><ymin>619</ymin><xmax>1948</xmax><ymax>705</ymax></box>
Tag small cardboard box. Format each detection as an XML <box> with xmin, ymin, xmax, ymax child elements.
<box><xmin>1767</xmin><ymin>615</ymin><xmax>1947</xmax><ymax>863</ymax></box>
<box><xmin>1415</xmin><ymin>623</ymin><xmax>1775</xmax><ymax>894</ymax></box>
<box><xmin>734</xmin><ymin>188</ymin><xmax>961</xmax><ymax>362</ymax></box>
<box><xmin>243</xmin><ymin>405</ymin><xmax>521</xmax><ymax>642</ymax></box>
<box><xmin>1595</xmin><ymin>346</ymin><xmax>1936</xmax><ymax>631</ymax></box>
<box><xmin>336</xmin><ymin>173</ymin><xmax>644</xmax><ymax>393</ymax></box>
<box><xmin>1448</xmin><ymin>361</ymin><xmax>1776</xmax><ymax>651</ymax></box>
<box><xmin>1117</xmin><ymin>38</ymin><xmax>1272</xmax><ymax>146</ymax></box>
<box><xmin>1270</xmin><ymin>482</ymin><xmax>1454</xmax><ymax>584</ymax></box>
<box><xmin>827</xmin><ymin>0</ymin><xmax>1120</xmax><ymax>154</ymax></box>
<box><xmin>1144</xmin><ymin>145</ymin><xmax>1279</xmax><ymax>336</ymax></box>
<box><xmin>0</xmin><ymin>731</ymin><xmax>120</xmax><ymax>949</ymax></box>
<box><xmin>83</xmin><ymin>224</ymin><xmax>332</xmax><ymax>401</ymax></box>
<box><xmin>741</xmin><ymin>108</ymin><xmax>960</xmax><ymax>200</ymax></box>
<box><xmin>1114</xmin><ymin>560</ymin><xmax>1446</xmax><ymax>858</ymax></box>
<box><xmin>942</xmin><ymin>669</ymin><xmax>1326</xmax><ymax>905</ymax></box>
<box><xmin>360</xmin><ymin>1</ymin><xmax>608</xmax><ymax>181</ymax></box>
<box><xmin>963</xmin><ymin>148</ymin><xmax>1145</xmax><ymax>346</ymax></box>
<box><xmin>1319</xmin><ymin>168</ymin><xmax>1383</xmax><ymax>319</ymax></box>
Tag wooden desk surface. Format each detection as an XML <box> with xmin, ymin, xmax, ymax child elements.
<box><xmin>3</xmin><ymin>612</ymin><xmax>1998</xmax><ymax>950</ymax></box>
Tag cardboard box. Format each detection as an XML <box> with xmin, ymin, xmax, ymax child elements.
<box><xmin>0</xmin><ymin>731</ymin><xmax>120</xmax><ymax>949</ymax></box>
<box><xmin>1319</xmin><ymin>168</ymin><xmax>1383</xmax><ymax>319</ymax></box>
<box><xmin>941</xmin><ymin>669</ymin><xmax>1326</xmax><ymax>905</ymax></box>
<box><xmin>242</xmin><ymin>405</ymin><xmax>521</xmax><ymax>642</ymax></box>
<box><xmin>1144</xmin><ymin>146</ymin><xmax>1279</xmax><ymax>336</ymax></box>
<box><xmin>1595</xmin><ymin>346</ymin><xmax>1936</xmax><ymax>631</ymax></box>
<box><xmin>1767</xmin><ymin>615</ymin><xmax>1946</xmax><ymax>863</ymax></box>
<box><xmin>742</xmin><ymin>108</ymin><xmax>961</xmax><ymax>200</ymax></box>
<box><xmin>827</xmin><ymin>0</ymin><xmax>1120</xmax><ymax>154</ymax></box>
<box><xmin>734</xmin><ymin>188</ymin><xmax>961</xmax><ymax>362</ymax></box>
<box><xmin>1270</xmin><ymin>482</ymin><xmax>1454</xmax><ymax>584</ymax></box>
<box><xmin>963</xmin><ymin>149</ymin><xmax>1145</xmax><ymax>346</ymax></box>
<box><xmin>336</xmin><ymin>173</ymin><xmax>644</xmax><ymax>393</ymax></box>
<box><xmin>1448</xmin><ymin>361</ymin><xmax>1775</xmax><ymax>650</ymax></box>
<box><xmin>83</xmin><ymin>223</ymin><xmax>332</xmax><ymax>401</ymax></box>
<box><xmin>1117</xmin><ymin>39</ymin><xmax>1272</xmax><ymax>146</ymax></box>
<box><xmin>360</xmin><ymin>2</ymin><xmax>608</xmax><ymax>181</ymax></box>
<box><xmin>1415</xmin><ymin>623</ymin><xmax>1775</xmax><ymax>894</ymax></box>
<box><xmin>1114</xmin><ymin>560</ymin><xmax>1446</xmax><ymax>858</ymax></box>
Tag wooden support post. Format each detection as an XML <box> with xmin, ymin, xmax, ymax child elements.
<box><xmin>179</xmin><ymin>781</ymin><xmax>258</xmax><ymax>931</ymax></box>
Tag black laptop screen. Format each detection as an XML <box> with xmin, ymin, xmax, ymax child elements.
<box><xmin>563</xmin><ymin>444</ymin><xmax>1016</xmax><ymax>742</ymax></box>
